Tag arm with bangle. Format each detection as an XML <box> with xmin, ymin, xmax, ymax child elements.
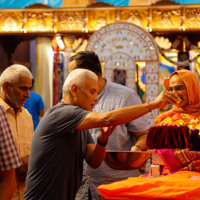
<box><xmin>133</xmin><ymin>144</ymin><xmax>142</xmax><ymax>151</ymax></box>
<box><xmin>130</xmin><ymin>130</ymin><xmax>148</xmax><ymax>152</ymax></box>
<box><xmin>85</xmin><ymin>126</ymin><xmax>116</xmax><ymax>168</ymax></box>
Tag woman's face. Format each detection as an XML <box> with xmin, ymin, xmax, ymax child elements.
<box><xmin>168</xmin><ymin>74</ymin><xmax>188</xmax><ymax>107</ymax></box>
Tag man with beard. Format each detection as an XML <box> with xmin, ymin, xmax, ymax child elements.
<box><xmin>0</xmin><ymin>64</ymin><xmax>34</xmax><ymax>200</ymax></box>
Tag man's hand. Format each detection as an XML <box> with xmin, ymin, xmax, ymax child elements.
<box><xmin>98</xmin><ymin>126</ymin><xmax>116</xmax><ymax>144</ymax></box>
<box><xmin>16</xmin><ymin>155</ymin><xmax>29</xmax><ymax>182</ymax></box>
<box><xmin>151</xmin><ymin>90</ymin><xmax>181</xmax><ymax>109</ymax></box>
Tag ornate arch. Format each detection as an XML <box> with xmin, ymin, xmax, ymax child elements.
<box><xmin>86</xmin><ymin>22</ymin><xmax>160</xmax><ymax>126</ymax></box>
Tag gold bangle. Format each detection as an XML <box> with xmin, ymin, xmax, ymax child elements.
<box><xmin>148</xmin><ymin>102</ymin><xmax>152</xmax><ymax>112</ymax></box>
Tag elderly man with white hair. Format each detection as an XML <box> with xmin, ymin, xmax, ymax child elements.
<box><xmin>24</xmin><ymin>68</ymin><xmax>180</xmax><ymax>200</ymax></box>
<box><xmin>0</xmin><ymin>64</ymin><xmax>34</xmax><ymax>200</ymax></box>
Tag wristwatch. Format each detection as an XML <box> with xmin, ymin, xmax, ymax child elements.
<box><xmin>97</xmin><ymin>138</ymin><xmax>109</xmax><ymax>146</ymax></box>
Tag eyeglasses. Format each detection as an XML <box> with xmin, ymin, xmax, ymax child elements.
<box><xmin>167</xmin><ymin>84</ymin><xmax>185</xmax><ymax>92</ymax></box>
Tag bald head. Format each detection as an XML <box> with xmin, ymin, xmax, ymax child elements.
<box><xmin>63</xmin><ymin>68</ymin><xmax>98</xmax><ymax>95</ymax></box>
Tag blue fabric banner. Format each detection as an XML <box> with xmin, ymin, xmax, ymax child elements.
<box><xmin>0</xmin><ymin>0</ymin><xmax>62</xmax><ymax>8</ymax></box>
<box><xmin>0</xmin><ymin>0</ymin><xmax>199</xmax><ymax>8</ymax></box>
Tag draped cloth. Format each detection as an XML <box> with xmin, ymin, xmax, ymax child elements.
<box><xmin>156</xmin><ymin>149</ymin><xmax>200</xmax><ymax>173</ymax></box>
<box><xmin>98</xmin><ymin>149</ymin><xmax>200</xmax><ymax>199</ymax></box>
<box><xmin>98</xmin><ymin>171</ymin><xmax>200</xmax><ymax>200</ymax></box>
<box><xmin>146</xmin><ymin>125</ymin><xmax>200</xmax><ymax>151</ymax></box>
<box><xmin>155</xmin><ymin>69</ymin><xmax>200</xmax><ymax>125</ymax></box>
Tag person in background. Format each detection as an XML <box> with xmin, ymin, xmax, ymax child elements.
<box><xmin>0</xmin><ymin>64</ymin><xmax>34</xmax><ymax>200</ymax></box>
<box><xmin>68</xmin><ymin>51</ymin><xmax>150</xmax><ymax>199</ymax></box>
<box><xmin>0</xmin><ymin>105</ymin><xmax>22</xmax><ymax>200</ymax></box>
<box><xmin>23</xmin><ymin>68</ymin><xmax>180</xmax><ymax>200</ymax></box>
<box><xmin>24</xmin><ymin>79</ymin><xmax>45</xmax><ymax>131</ymax></box>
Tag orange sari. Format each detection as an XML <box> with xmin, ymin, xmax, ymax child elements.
<box><xmin>98</xmin><ymin>149</ymin><xmax>200</xmax><ymax>200</ymax></box>
<box><xmin>98</xmin><ymin>171</ymin><xmax>200</xmax><ymax>200</ymax></box>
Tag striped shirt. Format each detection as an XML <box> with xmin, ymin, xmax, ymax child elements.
<box><xmin>0</xmin><ymin>105</ymin><xmax>22</xmax><ymax>171</ymax></box>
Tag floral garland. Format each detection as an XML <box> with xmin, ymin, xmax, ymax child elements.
<box><xmin>157</xmin><ymin>112</ymin><xmax>200</xmax><ymax>135</ymax></box>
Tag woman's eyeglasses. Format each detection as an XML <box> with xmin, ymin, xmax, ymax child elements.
<box><xmin>167</xmin><ymin>85</ymin><xmax>185</xmax><ymax>92</ymax></box>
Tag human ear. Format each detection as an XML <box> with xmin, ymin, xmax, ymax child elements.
<box><xmin>71</xmin><ymin>84</ymin><xmax>78</xmax><ymax>97</ymax></box>
<box><xmin>2</xmin><ymin>82</ymin><xmax>10</xmax><ymax>94</ymax></box>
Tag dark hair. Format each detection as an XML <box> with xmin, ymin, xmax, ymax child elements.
<box><xmin>68</xmin><ymin>51</ymin><xmax>102</xmax><ymax>76</ymax></box>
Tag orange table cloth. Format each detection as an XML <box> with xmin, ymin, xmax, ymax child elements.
<box><xmin>98</xmin><ymin>171</ymin><xmax>200</xmax><ymax>200</ymax></box>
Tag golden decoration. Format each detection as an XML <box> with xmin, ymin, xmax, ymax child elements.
<box><xmin>1</xmin><ymin>5</ymin><xmax>200</xmax><ymax>33</ymax></box>
<box><xmin>155</xmin><ymin>36</ymin><xmax>172</xmax><ymax>49</ymax></box>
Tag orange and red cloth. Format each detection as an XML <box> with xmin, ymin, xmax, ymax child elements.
<box><xmin>98</xmin><ymin>149</ymin><xmax>200</xmax><ymax>199</ymax></box>
<box><xmin>98</xmin><ymin>171</ymin><xmax>200</xmax><ymax>200</ymax></box>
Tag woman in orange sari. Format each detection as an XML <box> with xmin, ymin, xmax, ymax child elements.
<box><xmin>155</xmin><ymin>69</ymin><xmax>200</xmax><ymax>125</ymax></box>
<box><xmin>147</xmin><ymin>69</ymin><xmax>200</xmax><ymax>150</ymax></box>
<box><xmin>98</xmin><ymin>70</ymin><xmax>200</xmax><ymax>200</ymax></box>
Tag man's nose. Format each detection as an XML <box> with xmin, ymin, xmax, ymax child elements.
<box><xmin>95</xmin><ymin>95</ymin><xmax>99</xmax><ymax>102</ymax></box>
<box><xmin>25</xmin><ymin>90</ymin><xmax>30</xmax><ymax>98</ymax></box>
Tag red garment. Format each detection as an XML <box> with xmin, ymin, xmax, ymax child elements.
<box><xmin>157</xmin><ymin>149</ymin><xmax>200</xmax><ymax>173</ymax></box>
<box><xmin>146</xmin><ymin>125</ymin><xmax>200</xmax><ymax>151</ymax></box>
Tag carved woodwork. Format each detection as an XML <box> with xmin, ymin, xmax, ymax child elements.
<box><xmin>1</xmin><ymin>4</ymin><xmax>200</xmax><ymax>33</ymax></box>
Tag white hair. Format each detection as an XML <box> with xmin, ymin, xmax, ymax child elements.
<box><xmin>63</xmin><ymin>68</ymin><xmax>98</xmax><ymax>95</ymax></box>
<box><xmin>0</xmin><ymin>64</ymin><xmax>33</xmax><ymax>88</ymax></box>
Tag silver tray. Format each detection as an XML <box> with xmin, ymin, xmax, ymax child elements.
<box><xmin>105</xmin><ymin>150</ymin><xmax>154</xmax><ymax>170</ymax></box>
